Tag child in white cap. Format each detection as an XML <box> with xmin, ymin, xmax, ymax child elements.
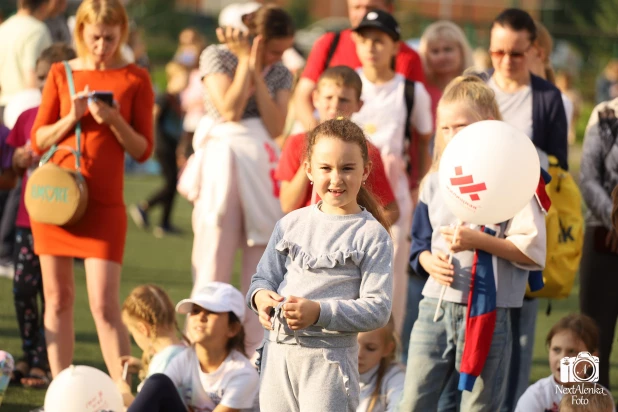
<box><xmin>127</xmin><ymin>281</ymin><xmax>259</xmax><ymax>412</ymax></box>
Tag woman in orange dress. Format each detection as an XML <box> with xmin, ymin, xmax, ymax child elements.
<box><xmin>31</xmin><ymin>0</ymin><xmax>153</xmax><ymax>380</ymax></box>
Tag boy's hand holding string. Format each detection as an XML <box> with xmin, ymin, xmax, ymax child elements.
<box><xmin>440</xmin><ymin>226</ymin><xmax>536</xmax><ymax>266</ymax></box>
<box><xmin>419</xmin><ymin>225</ymin><xmax>538</xmax><ymax>288</ymax></box>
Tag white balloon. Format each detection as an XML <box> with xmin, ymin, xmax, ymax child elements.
<box><xmin>44</xmin><ymin>365</ymin><xmax>123</xmax><ymax>412</ymax></box>
<box><xmin>438</xmin><ymin>120</ymin><xmax>540</xmax><ymax>225</ymax></box>
<box><xmin>3</xmin><ymin>89</ymin><xmax>42</xmax><ymax>129</ymax></box>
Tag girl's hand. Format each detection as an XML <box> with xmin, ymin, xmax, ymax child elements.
<box><xmin>440</xmin><ymin>226</ymin><xmax>481</xmax><ymax>253</ymax></box>
<box><xmin>115</xmin><ymin>378</ymin><xmax>131</xmax><ymax>395</ymax></box>
<box><xmin>419</xmin><ymin>250</ymin><xmax>454</xmax><ymax>286</ymax></box>
<box><xmin>249</xmin><ymin>35</ymin><xmax>264</xmax><ymax>75</ymax></box>
<box><xmin>69</xmin><ymin>85</ymin><xmax>90</xmax><ymax>122</ymax></box>
<box><xmin>283</xmin><ymin>296</ymin><xmax>320</xmax><ymax>330</ymax></box>
<box><xmin>254</xmin><ymin>289</ymin><xmax>285</xmax><ymax>330</ymax></box>
<box><xmin>88</xmin><ymin>98</ymin><xmax>119</xmax><ymax>125</ymax></box>
<box><xmin>118</xmin><ymin>356</ymin><xmax>142</xmax><ymax>375</ymax></box>
<box><xmin>216</xmin><ymin>27</ymin><xmax>251</xmax><ymax>59</ymax></box>
<box><xmin>13</xmin><ymin>147</ymin><xmax>34</xmax><ymax>169</ymax></box>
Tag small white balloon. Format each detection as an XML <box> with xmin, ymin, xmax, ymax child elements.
<box><xmin>44</xmin><ymin>365</ymin><xmax>123</xmax><ymax>412</ymax></box>
<box><xmin>438</xmin><ymin>120</ymin><xmax>540</xmax><ymax>225</ymax></box>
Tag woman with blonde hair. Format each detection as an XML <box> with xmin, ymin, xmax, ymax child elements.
<box><xmin>418</xmin><ymin>20</ymin><xmax>474</xmax><ymax>124</ymax></box>
<box><xmin>31</xmin><ymin>0</ymin><xmax>154</xmax><ymax>380</ymax></box>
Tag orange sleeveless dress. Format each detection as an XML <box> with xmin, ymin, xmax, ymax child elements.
<box><xmin>30</xmin><ymin>62</ymin><xmax>154</xmax><ymax>264</ymax></box>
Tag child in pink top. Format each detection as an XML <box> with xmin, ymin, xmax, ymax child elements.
<box><xmin>7</xmin><ymin>43</ymin><xmax>76</xmax><ymax>389</ymax></box>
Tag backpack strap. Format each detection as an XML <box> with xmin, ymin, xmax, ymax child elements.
<box><xmin>403</xmin><ymin>79</ymin><xmax>415</xmax><ymax>175</ymax></box>
<box><xmin>323</xmin><ymin>31</ymin><xmax>341</xmax><ymax>71</ymax></box>
<box><xmin>403</xmin><ymin>79</ymin><xmax>415</xmax><ymax>143</ymax></box>
<box><xmin>39</xmin><ymin>61</ymin><xmax>83</xmax><ymax>175</ymax></box>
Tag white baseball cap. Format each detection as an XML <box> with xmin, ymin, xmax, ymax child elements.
<box><xmin>176</xmin><ymin>282</ymin><xmax>246</xmax><ymax>322</ymax></box>
<box><xmin>218</xmin><ymin>2</ymin><xmax>262</xmax><ymax>30</ymax></box>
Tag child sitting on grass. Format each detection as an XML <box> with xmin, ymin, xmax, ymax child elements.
<box><xmin>515</xmin><ymin>314</ymin><xmax>602</xmax><ymax>412</ymax></box>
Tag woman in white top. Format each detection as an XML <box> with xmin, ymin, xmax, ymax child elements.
<box><xmin>191</xmin><ymin>4</ymin><xmax>294</xmax><ymax>357</ymax></box>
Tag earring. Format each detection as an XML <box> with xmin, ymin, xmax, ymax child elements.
<box><xmin>362</xmin><ymin>180</ymin><xmax>366</xmax><ymax>185</ymax></box>
<box><xmin>310</xmin><ymin>181</ymin><xmax>314</xmax><ymax>185</ymax></box>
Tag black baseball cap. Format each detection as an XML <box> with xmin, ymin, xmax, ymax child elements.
<box><xmin>353</xmin><ymin>10</ymin><xmax>401</xmax><ymax>42</ymax></box>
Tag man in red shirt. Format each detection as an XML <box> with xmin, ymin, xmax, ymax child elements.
<box><xmin>293</xmin><ymin>0</ymin><xmax>425</xmax><ymax>132</ymax></box>
<box><xmin>277</xmin><ymin>66</ymin><xmax>399</xmax><ymax>225</ymax></box>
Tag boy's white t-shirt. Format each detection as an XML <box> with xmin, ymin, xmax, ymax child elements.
<box><xmin>165</xmin><ymin>348</ymin><xmax>259</xmax><ymax>412</ymax></box>
<box><xmin>352</xmin><ymin>71</ymin><xmax>433</xmax><ymax>158</ymax></box>
<box><xmin>351</xmin><ymin>71</ymin><xmax>432</xmax><ymax>223</ymax></box>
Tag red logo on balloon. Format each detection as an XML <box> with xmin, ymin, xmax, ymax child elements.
<box><xmin>450</xmin><ymin>166</ymin><xmax>487</xmax><ymax>201</ymax></box>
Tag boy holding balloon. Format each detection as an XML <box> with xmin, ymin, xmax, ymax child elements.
<box><xmin>398</xmin><ymin>75</ymin><xmax>548</xmax><ymax>411</ymax></box>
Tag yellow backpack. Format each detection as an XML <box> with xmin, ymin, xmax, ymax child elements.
<box><xmin>526</xmin><ymin>156</ymin><xmax>584</xmax><ymax>299</ymax></box>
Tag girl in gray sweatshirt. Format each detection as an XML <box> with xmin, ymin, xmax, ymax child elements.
<box><xmin>247</xmin><ymin>119</ymin><xmax>394</xmax><ymax>412</ymax></box>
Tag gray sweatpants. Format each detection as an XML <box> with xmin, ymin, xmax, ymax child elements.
<box><xmin>258</xmin><ymin>338</ymin><xmax>360</xmax><ymax>411</ymax></box>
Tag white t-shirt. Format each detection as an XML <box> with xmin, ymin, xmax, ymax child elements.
<box><xmin>515</xmin><ymin>375</ymin><xmax>563</xmax><ymax>412</ymax></box>
<box><xmin>561</xmin><ymin>92</ymin><xmax>574</xmax><ymax>134</ymax></box>
<box><xmin>165</xmin><ymin>348</ymin><xmax>259</xmax><ymax>412</ymax></box>
<box><xmin>352</xmin><ymin>71</ymin><xmax>432</xmax><ymax>222</ymax></box>
<box><xmin>137</xmin><ymin>344</ymin><xmax>186</xmax><ymax>392</ymax></box>
<box><xmin>352</xmin><ymin>70</ymin><xmax>433</xmax><ymax>158</ymax></box>
<box><xmin>357</xmin><ymin>363</ymin><xmax>406</xmax><ymax>412</ymax></box>
<box><xmin>516</xmin><ymin>375</ymin><xmax>616</xmax><ymax>412</ymax></box>
<box><xmin>0</xmin><ymin>15</ymin><xmax>52</xmax><ymax>106</ymax></box>
<box><xmin>488</xmin><ymin>76</ymin><xmax>550</xmax><ymax>170</ymax></box>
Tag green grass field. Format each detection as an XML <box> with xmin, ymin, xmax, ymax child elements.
<box><xmin>1</xmin><ymin>173</ymin><xmax>617</xmax><ymax>411</ymax></box>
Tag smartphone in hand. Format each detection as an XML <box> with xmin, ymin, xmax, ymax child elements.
<box><xmin>89</xmin><ymin>91</ymin><xmax>114</xmax><ymax>107</ymax></box>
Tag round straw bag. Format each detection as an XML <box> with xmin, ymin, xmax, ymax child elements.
<box><xmin>25</xmin><ymin>61</ymin><xmax>88</xmax><ymax>227</ymax></box>
<box><xmin>25</xmin><ymin>148</ymin><xmax>88</xmax><ymax>226</ymax></box>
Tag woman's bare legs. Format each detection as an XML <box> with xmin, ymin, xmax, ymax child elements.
<box><xmin>39</xmin><ymin>255</ymin><xmax>74</xmax><ymax>378</ymax></box>
<box><xmin>84</xmin><ymin>258</ymin><xmax>130</xmax><ymax>380</ymax></box>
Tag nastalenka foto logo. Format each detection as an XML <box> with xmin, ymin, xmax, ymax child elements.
<box><xmin>557</xmin><ymin>352</ymin><xmax>609</xmax><ymax>406</ymax></box>
<box><xmin>560</xmin><ymin>351</ymin><xmax>599</xmax><ymax>383</ymax></box>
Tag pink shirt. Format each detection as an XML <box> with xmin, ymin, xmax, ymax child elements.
<box><xmin>6</xmin><ymin>106</ymin><xmax>39</xmax><ymax>228</ymax></box>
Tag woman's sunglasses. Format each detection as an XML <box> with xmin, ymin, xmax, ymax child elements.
<box><xmin>489</xmin><ymin>45</ymin><xmax>531</xmax><ymax>60</ymax></box>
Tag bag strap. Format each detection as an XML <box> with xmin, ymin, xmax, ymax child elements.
<box><xmin>403</xmin><ymin>79</ymin><xmax>415</xmax><ymax>175</ymax></box>
<box><xmin>39</xmin><ymin>61</ymin><xmax>82</xmax><ymax>174</ymax></box>
<box><xmin>403</xmin><ymin>79</ymin><xmax>415</xmax><ymax>144</ymax></box>
<box><xmin>323</xmin><ymin>31</ymin><xmax>341</xmax><ymax>71</ymax></box>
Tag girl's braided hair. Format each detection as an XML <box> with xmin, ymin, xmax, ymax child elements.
<box><xmin>122</xmin><ymin>284</ymin><xmax>188</xmax><ymax>380</ymax></box>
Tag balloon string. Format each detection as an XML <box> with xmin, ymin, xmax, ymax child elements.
<box><xmin>434</xmin><ymin>220</ymin><xmax>461</xmax><ymax>322</ymax></box>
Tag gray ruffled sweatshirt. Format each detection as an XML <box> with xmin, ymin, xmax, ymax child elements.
<box><xmin>247</xmin><ymin>203</ymin><xmax>394</xmax><ymax>346</ymax></box>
